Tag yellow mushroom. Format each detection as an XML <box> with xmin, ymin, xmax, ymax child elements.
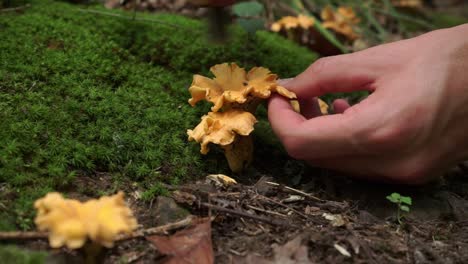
<box><xmin>270</xmin><ymin>14</ymin><xmax>315</xmax><ymax>32</ymax></box>
<box><xmin>188</xmin><ymin>63</ymin><xmax>296</xmax><ymax>113</ymax></box>
<box><xmin>34</xmin><ymin>192</ymin><xmax>137</xmax><ymax>249</ymax></box>
<box><xmin>321</xmin><ymin>6</ymin><xmax>360</xmax><ymax>41</ymax></box>
<box><xmin>187</xmin><ymin>110</ymin><xmax>256</xmax><ymax>172</ymax></box>
<box><xmin>187</xmin><ymin>63</ymin><xmax>296</xmax><ymax>172</ymax></box>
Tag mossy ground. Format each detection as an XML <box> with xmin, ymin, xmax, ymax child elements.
<box><xmin>0</xmin><ymin>245</ymin><xmax>46</xmax><ymax>264</ymax></box>
<box><xmin>0</xmin><ymin>0</ymin><xmax>317</xmax><ymax>232</ymax></box>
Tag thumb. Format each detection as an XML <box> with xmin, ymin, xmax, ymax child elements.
<box><xmin>268</xmin><ymin>95</ymin><xmax>360</xmax><ymax>159</ymax></box>
<box><xmin>285</xmin><ymin>53</ymin><xmax>379</xmax><ymax>98</ymax></box>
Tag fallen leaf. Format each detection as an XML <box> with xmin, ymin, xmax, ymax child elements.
<box><xmin>322</xmin><ymin>213</ymin><xmax>347</xmax><ymax>227</ymax></box>
<box><xmin>147</xmin><ymin>218</ymin><xmax>213</xmax><ymax>264</ymax></box>
<box><xmin>172</xmin><ymin>190</ymin><xmax>197</xmax><ymax>206</ymax></box>
<box><xmin>153</xmin><ymin>197</ymin><xmax>191</xmax><ymax>226</ymax></box>
<box><xmin>206</xmin><ymin>174</ymin><xmax>237</xmax><ymax>187</ymax></box>
<box><xmin>237</xmin><ymin>236</ymin><xmax>310</xmax><ymax>264</ymax></box>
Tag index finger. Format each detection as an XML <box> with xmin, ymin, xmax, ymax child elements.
<box><xmin>268</xmin><ymin>95</ymin><xmax>360</xmax><ymax>160</ymax></box>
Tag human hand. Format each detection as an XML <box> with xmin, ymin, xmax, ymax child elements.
<box><xmin>268</xmin><ymin>24</ymin><xmax>468</xmax><ymax>184</ymax></box>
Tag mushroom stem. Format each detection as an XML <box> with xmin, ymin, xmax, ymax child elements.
<box><xmin>223</xmin><ymin>136</ymin><xmax>254</xmax><ymax>173</ymax></box>
<box><xmin>82</xmin><ymin>242</ymin><xmax>105</xmax><ymax>264</ymax></box>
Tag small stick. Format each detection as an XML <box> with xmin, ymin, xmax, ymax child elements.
<box><xmin>245</xmin><ymin>204</ymin><xmax>288</xmax><ymax>218</ymax></box>
<box><xmin>200</xmin><ymin>202</ymin><xmax>287</xmax><ymax>227</ymax></box>
<box><xmin>257</xmin><ymin>194</ymin><xmax>309</xmax><ymax>219</ymax></box>
<box><xmin>118</xmin><ymin>215</ymin><xmax>200</xmax><ymax>240</ymax></box>
<box><xmin>265</xmin><ymin>181</ymin><xmax>324</xmax><ymax>202</ymax></box>
<box><xmin>0</xmin><ymin>216</ymin><xmax>200</xmax><ymax>241</ymax></box>
<box><xmin>0</xmin><ymin>231</ymin><xmax>47</xmax><ymax>240</ymax></box>
<box><xmin>0</xmin><ymin>4</ymin><xmax>30</xmax><ymax>12</ymax></box>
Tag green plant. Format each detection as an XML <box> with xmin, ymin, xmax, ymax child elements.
<box><xmin>386</xmin><ymin>192</ymin><xmax>412</xmax><ymax>224</ymax></box>
<box><xmin>232</xmin><ymin>1</ymin><xmax>265</xmax><ymax>33</ymax></box>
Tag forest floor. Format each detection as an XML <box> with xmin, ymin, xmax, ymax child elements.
<box><xmin>1</xmin><ymin>0</ymin><xmax>468</xmax><ymax>263</ymax></box>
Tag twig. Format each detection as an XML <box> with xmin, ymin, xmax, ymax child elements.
<box><xmin>200</xmin><ymin>202</ymin><xmax>287</xmax><ymax>227</ymax></box>
<box><xmin>118</xmin><ymin>215</ymin><xmax>200</xmax><ymax>240</ymax></box>
<box><xmin>265</xmin><ymin>181</ymin><xmax>324</xmax><ymax>202</ymax></box>
<box><xmin>0</xmin><ymin>216</ymin><xmax>200</xmax><ymax>241</ymax></box>
<box><xmin>245</xmin><ymin>204</ymin><xmax>288</xmax><ymax>218</ymax></box>
<box><xmin>0</xmin><ymin>4</ymin><xmax>30</xmax><ymax>12</ymax></box>
<box><xmin>0</xmin><ymin>231</ymin><xmax>47</xmax><ymax>240</ymax></box>
<box><xmin>257</xmin><ymin>194</ymin><xmax>309</xmax><ymax>219</ymax></box>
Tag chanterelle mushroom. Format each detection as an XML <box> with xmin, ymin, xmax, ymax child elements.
<box><xmin>270</xmin><ymin>14</ymin><xmax>315</xmax><ymax>32</ymax></box>
<box><xmin>321</xmin><ymin>6</ymin><xmax>360</xmax><ymax>41</ymax></box>
<box><xmin>34</xmin><ymin>191</ymin><xmax>137</xmax><ymax>249</ymax></box>
<box><xmin>187</xmin><ymin>110</ymin><xmax>257</xmax><ymax>172</ymax></box>
<box><xmin>188</xmin><ymin>63</ymin><xmax>296</xmax><ymax>112</ymax></box>
<box><xmin>187</xmin><ymin>63</ymin><xmax>296</xmax><ymax>172</ymax></box>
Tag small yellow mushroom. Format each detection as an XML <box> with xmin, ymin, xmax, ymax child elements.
<box><xmin>321</xmin><ymin>6</ymin><xmax>360</xmax><ymax>41</ymax></box>
<box><xmin>34</xmin><ymin>192</ymin><xmax>137</xmax><ymax>249</ymax></box>
<box><xmin>187</xmin><ymin>110</ymin><xmax>257</xmax><ymax>172</ymax></box>
<box><xmin>270</xmin><ymin>14</ymin><xmax>315</xmax><ymax>32</ymax></box>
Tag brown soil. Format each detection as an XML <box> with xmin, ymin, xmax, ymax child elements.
<box><xmin>9</xmin><ymin>164</ymin><xmax>468</xmax><ymax>263</ymax></box>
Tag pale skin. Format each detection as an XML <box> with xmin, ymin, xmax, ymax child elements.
<box><xmin>268</xmin><ymin>24</ymin><xmax>468</xmax><ymax>184</ymax></box>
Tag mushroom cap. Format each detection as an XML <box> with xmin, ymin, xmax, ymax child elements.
<box><xmin>321</xmin><ymin>6</ymin><xmax>360</xmax><ymax>40</ymax></box>
<box><xmin>270</xmin><ymin>15</ymin><xmax>315</xmax><ymax>32</ymax></box>
<box><xmin>188</xmin><ymin>63</ymin><xmax>296</xmax><ymax>112</ymax></box>
<box><xmin>34</xmin><ymin>192</ymin><xmax>138</xmax><ymax>249</ymax></box>
<box><xmin>187</xmin><ymin>110</ymin><xmax>257</xmax><ymax>154</ymax></box>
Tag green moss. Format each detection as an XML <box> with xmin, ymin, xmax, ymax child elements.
<box><xmin>0</xmin><ymin>0</ymin><xmax>317</xmax><ymax>230</ymax></box>
<box><xmin>430</xmin><ymin>12</ymin><xmax>468</xmax><ymax>29</ymax></box>
<box><xmin>0</xmin><ymin>246</ymin><xmax>47</xmax><ymax>264</ymax></box>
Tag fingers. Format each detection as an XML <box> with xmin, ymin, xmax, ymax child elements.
<box><xmin>284</xmin><ymin>53</ymin><xmax>378</xmax><ymax>98</ymax></box>
<box><xmin>299</xmin><ymin>97</ymin><xmax>323</xmax><ymax>119</ymax></box>
<box><xmin>268</xmin><ymin>95</ymin><xmax>361</xmax><ymax>159</ymax></box>
<box><xmin>332</xmin><ymin>99</ymin><xmax>350</xmax><ymax>114</ymax></box>
<box><xmin>268</xmin><ymin>95</ymin><xmax>306</xmax><ymax>139</ymax></box>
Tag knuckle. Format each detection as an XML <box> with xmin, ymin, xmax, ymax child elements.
<box><xmin>355</xmin><ymin>121</ymin><xmax>416</xmax><ymax>153</ymax></box>
<box><xmin>308</xmin><ymin>57</ymin><xmax>334</xmax><ymax>75</ymax></box>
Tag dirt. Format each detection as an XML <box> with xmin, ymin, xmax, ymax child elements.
<box><xmin>5</xmin><ymin>164</ymin><xmax>468</xmax><ymax>263</ymax></box>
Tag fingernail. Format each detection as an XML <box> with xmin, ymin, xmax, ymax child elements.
<box><xmin>278</xmin><ymin>78</ymin><xmax>293</xmax><ymax>86</ymax></box>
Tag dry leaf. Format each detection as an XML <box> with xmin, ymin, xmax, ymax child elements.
<box><xmin>322</xmin><ymin>213</ymin><xmax>347</xmax><ymax>227</ymax></box>
<box><xmin>147</xmin><ymin>219</ymin><xmax>213</xmax><ymax>264</ymax></box>
<box><xmin>239</xmin><ymin>236</ymin><xmax>310</xmax><ymax>264</ymax></box>
<box><xmin>206</xmin><ymin>174</ymin><xmax>237</xmax><ymax>187</ymax></box>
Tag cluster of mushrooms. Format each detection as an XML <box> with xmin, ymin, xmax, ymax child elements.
<box><xmin>271</xmin><ymin>6</ymin><xmax>360</xmax><ymax>41</ymax></box>
<box><xmin>187</xmin><ymin>63</ymin><xmax>297</xmax><ymax>172</ymax></box>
